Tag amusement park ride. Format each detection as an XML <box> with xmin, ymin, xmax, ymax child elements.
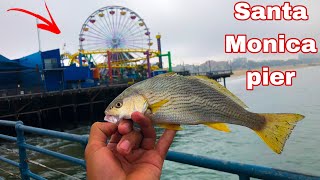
<box><xmin>61</xmin><ymin>6</ymin><xmax>172</xmax><ymax>83</ymax></box>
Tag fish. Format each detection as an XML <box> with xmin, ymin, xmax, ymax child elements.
<box><xmin>104</xmin><ymin>72</ymin><xmax>304</xmax><ymax>154</ymax></box>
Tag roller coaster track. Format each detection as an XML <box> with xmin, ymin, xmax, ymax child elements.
<box><xmin>61</xmin><ymin>48</ymin><xmax>160</xmax><ymax>67</ymax></box>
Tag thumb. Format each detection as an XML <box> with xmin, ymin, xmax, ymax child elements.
<box><xmin>156</xmin><ymin>130</ymin><xmax>176</xmax><ymax>159</ymax></box>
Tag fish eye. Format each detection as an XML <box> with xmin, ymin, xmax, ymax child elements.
<box><xmin>115</xmin><ymin>102</ymin><xmax>122</xmax><ymax>108</ymax></box>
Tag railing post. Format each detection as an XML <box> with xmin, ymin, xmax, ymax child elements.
<box><xmin>15</xmin><ymin>121</ymin><xmax>30</xmax><ymax>180</ymax></box>
<box><xmin>238</xmin><ymin>174</ymin><xmax>250</xmax><ymax>180</ymax></box>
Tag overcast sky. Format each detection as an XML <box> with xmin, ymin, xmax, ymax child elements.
<box><xmin>1</xmin><ymin>0</ymin><xmax>320</xmax><ymax>67</ymax></box>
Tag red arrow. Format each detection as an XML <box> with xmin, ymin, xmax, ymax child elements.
<box><xmin>7</xmin><ymin>2</ymin><xmax>61</xmax><ymax>34</ymax></box>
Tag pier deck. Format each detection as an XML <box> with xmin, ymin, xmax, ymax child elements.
<box><xmin>191</xmin><ymin>69</ymin><xmax>233</xmax><ymax>87</ymax></box>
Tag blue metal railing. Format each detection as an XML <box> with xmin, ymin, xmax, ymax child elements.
<box><xmin>0</xmin><ymin>120</ymin><xmax>87</xmax><ymax>179</ymax></box>
<box><xmin>0</xmin><ymin>120</ymin><xmax>319</xmax><ymax>180</ymax></box>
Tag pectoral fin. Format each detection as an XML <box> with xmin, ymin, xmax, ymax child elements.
<box><xmin>149</xmin><ymin>99</ymin><xmax>169</xmax><ymax>113</ymax></box>
<box><xmin>157</xmin><ymin>123</ymin><xmax>183</xmax><ymax>130</ymax></box>
<box><xmin>204</xmin><ymin>122</ymin><xmax>231</xmax><ymax>133</ymax></box>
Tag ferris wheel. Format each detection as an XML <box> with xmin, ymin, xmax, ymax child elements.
<box><xmin>79</xmin><ymin>6</ymin><xmax>155</xmax><ymax>64</ymax></box>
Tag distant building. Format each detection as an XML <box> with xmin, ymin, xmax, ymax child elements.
<box><xmin>0</xmin><ymin>49</ymin><xmax>63</xmax><ymax>93</ymax></box>
<box><xmin>298</xmin><ymin>53</ymin><xmax>320</xmax><ymax>64</ymax></box>
<box><xmin>298</xmin><ymin>53</ymin><xmax>320</xmax><ymax>60</ymax></box>
<box><xmin>0</xmin><ymin>49</ymin><xmax>97</xmax><ymax>95</ymax></box>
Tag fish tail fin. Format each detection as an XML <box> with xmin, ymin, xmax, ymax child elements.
<box><xmin>255</xmin><ymin>113</ymin><xmax>304</xmax><ymax>154</ymax></box>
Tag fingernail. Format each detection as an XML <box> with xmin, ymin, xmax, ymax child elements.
<box><xmin>119</xmin><ymin>140</ymin><xmax>130</xmax><ymax>152</ymax></box>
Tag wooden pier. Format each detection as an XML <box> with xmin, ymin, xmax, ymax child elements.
<box><xmin>178</xmin><ymin>69</ymin><xmax>233</xmax><ymax>87</ymax></box>
<box><xmin>0</xmin><ymin>84</ymin><xmax>128</xmax><ymax>135</ymax></box>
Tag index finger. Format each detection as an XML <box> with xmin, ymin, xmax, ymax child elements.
<box><xmin>131</xmin><ymin>112</ymin><xmax>156</xmax><ymax>150</ymax></box>
<box><xmin>87</xmin><ymin>122</ymin><xmax>117</xmax><ymax>147</ymax></box>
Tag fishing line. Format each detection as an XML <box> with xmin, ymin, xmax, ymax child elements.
<box><xmin>27</xmin><ymin>159</ymin><xmax>82</xmax><ymax>180</ymax></box>
<box><xmin>0</xmin><ymin>167</ymin><xmax>21</xmax><ymax>179</ymax></box>
<box><xmin>0</xmin><ymin>147</ymin><xmax>18</xmax><ymax>155</ymax></box>
<box><xmin>0</xmin><ymin>148</ymin><xmax>82</xmax><ymax>179</ymax></box>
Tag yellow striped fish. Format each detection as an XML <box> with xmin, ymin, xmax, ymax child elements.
<box><xmin>104</xmin><ymin>73</ymin><xmax>304</xmax><ymax>154</ymax></box>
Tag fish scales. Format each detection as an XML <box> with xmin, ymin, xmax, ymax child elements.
<box><xmin>130</xmin><ymin>75</ymin><xmax>264</xmax><ymax>128</ymax></box>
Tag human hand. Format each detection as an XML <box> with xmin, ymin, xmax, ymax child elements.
<box><xmin>85</xmin><ymin>112</ymin><xmax>177</xmax><ymax>180</ymax></box>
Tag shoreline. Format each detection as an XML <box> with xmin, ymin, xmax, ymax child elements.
<box><xmin>231</xmin><ymin>64</ymin><xmax>320</xmax><ymax>77</ymax></box>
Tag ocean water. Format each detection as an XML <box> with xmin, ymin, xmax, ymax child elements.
<box><xmin>162</xmin><ymin>66</ymin><xmax>320</xmax><ymax>179</ymax></box>
<box><xmin>0</xmin><ymin>66</ymin><xmax>319</xmax><ymax>179</ymax></box>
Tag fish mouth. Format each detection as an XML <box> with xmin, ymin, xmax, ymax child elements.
<box><xmin>104</xmin><ymin>115</ymin><xmax>120</xmax><ymax>124</ymax></box>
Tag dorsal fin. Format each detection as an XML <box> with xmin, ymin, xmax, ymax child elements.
<box><xmin>156</xmin><ymin>72</ymin><xmax>178</xmax><ymax>77</ymax></box>
<box><xmin>189</xmin><ymin>76</ymin><xmax>248</xmax><ymax>108</ymax></box>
